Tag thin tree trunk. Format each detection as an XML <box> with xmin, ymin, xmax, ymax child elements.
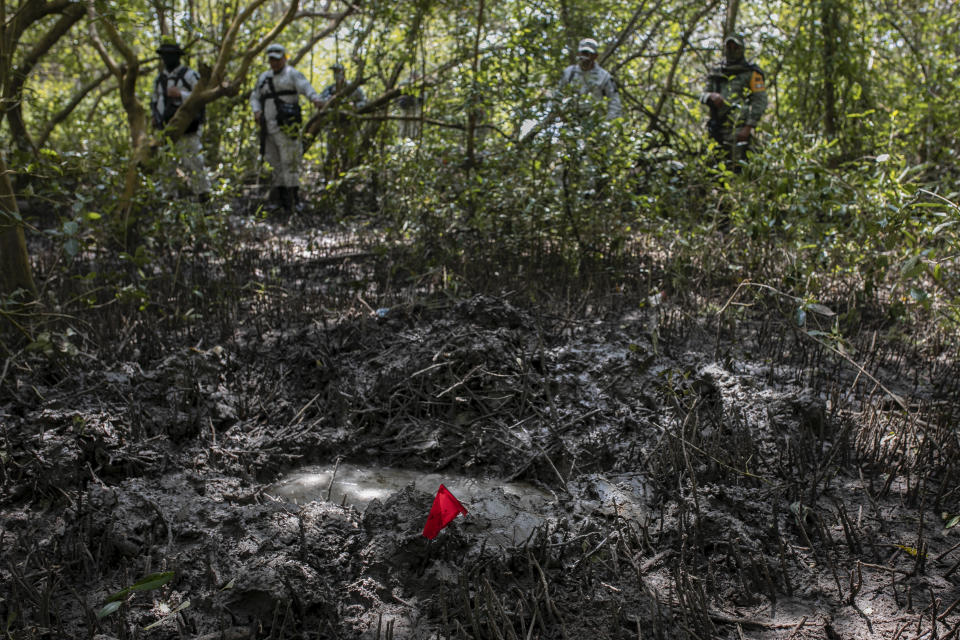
<box><xmin>724</xmin><ymin>0</ymin><xmax>741</xmax><ymax>37</ymax></box>
<box><xmin>821</xmin><ymin>0</ymin><xmax>839</xmax><ymax>140</ymax></box>
<box><xmin>652</xmin><ymin>0</ymin><xmax>720</xmax><ymax>122</ymax></box>
<box><xmin>465</xmin><ymin>0</ymin><xmax>485</xmax><ymax>167</ymax></box>
<box><xmin>2</xmin><ymin>2</ymin><xmax>84</xmax><ymax>153</ymax></box>
<box><xmin>0</xmin><ymin>152</ymin><xmax>37</xmax><ymax>297</ymax></box>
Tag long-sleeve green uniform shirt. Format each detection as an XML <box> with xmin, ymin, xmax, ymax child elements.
<box><xmin>699</xmin><ymin>60</ymin><xmax>767</xmax><ymax>129</ymax></box>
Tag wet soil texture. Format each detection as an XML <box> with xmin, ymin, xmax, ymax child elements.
<box><xmin>2</xmin><ymin>220</ymin><xmax>960</xmax><ymax>640</ymax></box>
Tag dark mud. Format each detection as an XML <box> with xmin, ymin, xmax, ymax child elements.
<box><xmin>3</xmin><ymin>221</ymin><xmax>960</xmax><ymax>639</ymax></box>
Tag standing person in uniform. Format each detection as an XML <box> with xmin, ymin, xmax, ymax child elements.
<box><xmin>250</xmin><ymin>43</ymin><xmax>323</xmax><ymax>212</ymax></box>
<box><xmin>151</xmin><ymin>39</ymin><xmax>211</xmax><ymax>202</ymax></box>
<box><xmin>519</xmin><ymin>37</ymin><xmax>621</xmax><ymax>143</ymax></box>
<box><xmin>528</xmin><ymin>37</ymin><xmax>623</xmax><ymax>197</ymax></box>
<box><xmin>397</xmin><ymin>72</ymin><xmax>423</xmax><ymax>140</ymax></box>
<box><xmin>699</xmin><ymin>34</ymin><xmax>767</xmax><ymax>172</ymax></box>
<box><xmin>318</xmin><ymin>63</ymin><xmax>366</xmax><ymax>179</ymax></box>
<box><xmin>556</xmin><ymin>38</ymin><xmax>622</xmax><ymax>123</ymax></box>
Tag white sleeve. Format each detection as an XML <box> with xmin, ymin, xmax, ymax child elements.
<box><xmin>604</xmin><ymin>76</ymin><xmax>622</xmax><ymax>120</ymax></box>
<box><xmin>181</xmin><ymin>68</ymin><xmax>201</xmax><ymax>100</ymax></box>
<box><xmin>151</xmin><ymin>75</ymin><xmax>162</xmax><ymax>112</ymax></box>
<box><xmin>250</xmin><ymin>73</ymin><xmax>264</xmax><ymax>113</ymax></box>
<box><xmin>293</xmin><ymin>69</ymin><xmax>320</xmax><ymax>102</ymax></box>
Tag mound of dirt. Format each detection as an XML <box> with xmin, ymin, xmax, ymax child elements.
<box><xmin>3</xmin><ymin>289</ymin><xmax>960</xmax><ymax>639</ymax></box>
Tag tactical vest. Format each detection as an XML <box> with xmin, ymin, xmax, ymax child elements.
<box><xmin>155</xmin><ymin>67</ymin><xmax>205</xmax><ymax>134</ymax></box>
<box><xmin>260</xmin><ymin>76</ymin><xmax>302</xmax><ymax>127</ymax></box>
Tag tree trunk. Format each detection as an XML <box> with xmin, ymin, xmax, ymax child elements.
<box><xmin>464</xmin><ymin>0</ymin><xmax>485</xmax><ymax>167</ymax></box>
<box><xmin>724</xmin><ymin>0</ymin><xmax>740</xmax><ymax>37</ymax></box>
<box><xmin>652</xmin><ymin>0</ymin><xmax>720</xmax><ymax>121</ymax></box>
<box><xmin>821</xmin><ymin>0</ymin><xmax>839</xmax><ymax>140</ymax></box>
<box><xmin>0</xmin><ymin>152</ymin><xmax>37</xmax><ymax>297</ymax></box>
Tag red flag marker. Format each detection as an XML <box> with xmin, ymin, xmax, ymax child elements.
<box><xmin>422</xmin><ymin>484</ymin><xmax>468</xmax><ymax>540</ymax></box>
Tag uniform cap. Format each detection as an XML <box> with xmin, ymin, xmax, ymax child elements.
<box><xmin>157</xmin><ymin>38</ymin><xmax>183</xmax><ymax>55</ymax></box>
<box><xmin>266</xmin><ymin>43</ymin><xmax>286</xmax><ymax>59</ymax></box>
<box><xmin>577</xmin><ymin>38</ymin><xmax>599</xmax><ymax>55</ymax></box>
<box><xmin>724</xmin><ymin>34</ymin><xmax>745</xmax><ymax>48</ymax></box>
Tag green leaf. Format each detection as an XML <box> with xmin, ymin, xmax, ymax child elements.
<box><xmin>0</xmin><ymin>208</ymin><xmax>23</xmax><ymax>223</ymax></box>
<box><xmin>97</xmin><ymin>601</ymin><xmax>123</xmax><ymax>619</ymax></box>
<box><xmin>806</xmin><ymin>303</ymin><xmax>835</xmax><ymax>317</ymax></box>
<box><xmin>105</xmin><ymin>587</ymin><xmax>131</xmax><ymax>603</ymax></box>
<box><xmin>947</xmin><ymin>515</ymin><xmax>960</xmax><ymax>529</ymax></box>
<box><xmin>932</xmin><ymin>221</ymin><xmax>956</xmax><ymax>234</ymax></box>
<box><xmin>130</xmin><ymin>571</ymin><xmax>175</xmax><ymax>592</ymax></box>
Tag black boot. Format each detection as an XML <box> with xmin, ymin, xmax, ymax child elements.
<box><xmin>270</xmin><ymin>186</ymin><xmax>284</xmax><ymax>209</ymax></box>
<box><xmin>280</xmin><ymin>186</ymin><xmax>294</xmax><ymax>213</ymax></box>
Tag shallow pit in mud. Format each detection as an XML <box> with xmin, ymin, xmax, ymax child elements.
<box><xmin>269</xmin><ymin>461</ymin><xmax>558</xmax><ymax>545</ymax></box>
<box><xmin>270</xmin><ymin>462</ymin><xmax>656</xmax><ymax>548</ymax></box>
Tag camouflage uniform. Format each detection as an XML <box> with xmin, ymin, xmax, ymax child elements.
<box><xmin>557</xmin><ymin>63</ymin><xmax>622</xmax><ymax>122</ymax></box>
<box><xmin>548</xmin><ymin>39</ymin><xmax>622</xmax><ymax>196</ymax></box>
<box><xmin>699</xmin><ymin>35</ymin><xmax>767</xmax><ymax>169</ymax></box>
<box><xmin>318</xmin><ymin>65</ymin><xmax>366</xmax><ymax>178</ymax></box>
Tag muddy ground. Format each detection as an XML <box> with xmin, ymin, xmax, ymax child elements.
<box><xmin>2</xmin><ymin>212</ymin><xmax>960</xmax><ymax>640</ymax></box>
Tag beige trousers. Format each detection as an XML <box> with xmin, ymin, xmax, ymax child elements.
<box><xmin>166</xmin><ymin>133</ymin><xmax>211</xmax><ymax>196</ymax></box>
<box><xmin>264</xmin><ymin>127</ymin><xmax>303</xmax><ymax>188</ymax></box>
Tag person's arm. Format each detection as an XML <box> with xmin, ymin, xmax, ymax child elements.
<box><xmin>738</xmin><ymin>69</ymin><xmax>767</xmax><ymax>141</ymax></box>
<box><xmin>545</xmin><ymin>66</ymin><xmax>574</xmax><ymax>118</ymax></box>
<box><xmin>250</xmin><ymin>74</ymin><xmax>264</xmax><ymax>124</ymax></box>
<box><xmin>604</xmin><ymin>75</ymin><xmax>622</xmax><ymax>120</ymax></box>
<box><xmin>177</xmin><ymin>68</ymin><xmax>201</xmax><ymax>100</ymax></box>
<box><xmin>744</xmin><ymin>69</ymin><xmax>767</xmax><ymax>128</ymax></box>
<box><xmin>698</xmin><ymin>69</ymin><xmax>724</xmax><ymax>108</ymax></box>
<box><xmin>150</xmin><ymin>76</ymin><xmax>163</xmax><ymax>129</ymax></box>
<box><xmin>150</xmin><ymin>76</ymin><xmax>160</xmax><ymax>111</ymax></box>
<box><xmin>293</xmin><ymin>69</ymin><xmax>323</xmax><ymax>108</ymax></box>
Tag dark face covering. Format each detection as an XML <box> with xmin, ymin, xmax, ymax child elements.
<box><xmin>161</xmin><ymin>53</ymin><xmax>181</xmax><ymax>72</ymax></box>
<box><xmin>724</xmin><ymin>42</ymin><xmax>745</xmax><ymax>65</ymax></box>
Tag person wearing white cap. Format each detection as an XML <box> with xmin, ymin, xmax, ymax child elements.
<box><xmin>520</xmin><ymin>37</ymin><xmax>622</xmax><ymax>143</ymax></box>
<box><xmin>250</xmin><ymin>43</ymin><xmax>324</xmax><ymax>212</ymax></box>
<box><xmin>557</xmin><ymin>38</ymin><xmax>622</xmax><ymax>121</ymax></box>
